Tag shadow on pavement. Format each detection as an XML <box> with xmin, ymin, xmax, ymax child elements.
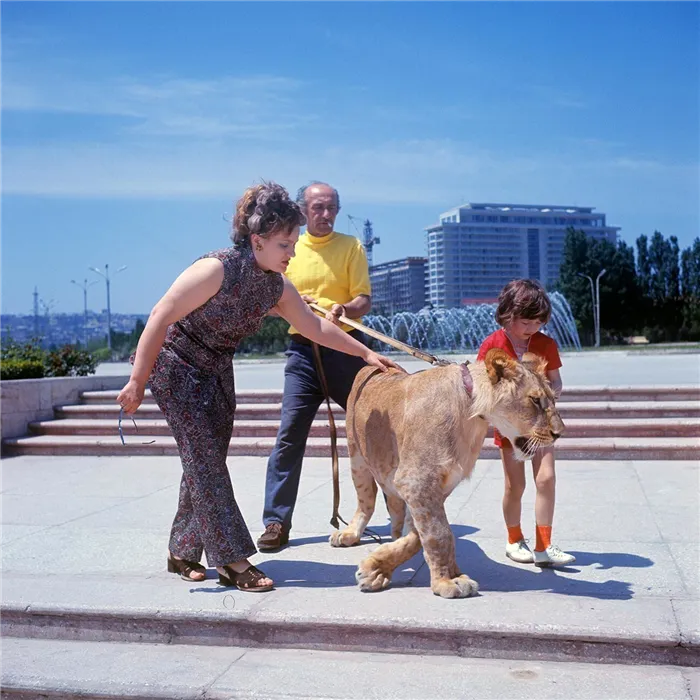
<box><xmin>449</xmin><ymin>525</ymin><xmax>645</xmax><ymax>600</ymax></box>
<box><xmin>187</xmin><ymin>525</ymin><xmax>651</xmax><ymax>598</ymax></box>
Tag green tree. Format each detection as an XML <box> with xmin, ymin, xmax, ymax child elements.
<box><xmin>680</xmin><ymin>238</ymin><xmax>700</xmax><ymax>340</ymax></box>
<box><xmin>639</xmin><ymin>231</ymin><xmax>683</xmax><ymax>341</ymax></box>
<box><xmin>555</xmin><ymin>228</ymin><xmax>641</xmax><ymax>344</ymax></box>
<box><xmin>554</xmin><ymin>228</ymin><xmax>594</xmax><ymax>340</ymax></box>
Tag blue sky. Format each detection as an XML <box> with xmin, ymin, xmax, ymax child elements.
<box><xmin>2</xmin><ymin>1</ymin><xmax>698</xmax><ymax>315</ymax></box>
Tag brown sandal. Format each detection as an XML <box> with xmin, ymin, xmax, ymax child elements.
<box><xmin>167</xmin><ymin>555</ymin><xmax>206</xmax><ymax>582</ymax></box>
<box><xmin>218</xmin><ymin>564</ymin><xmax>274</xmax><ymax>592</ymax></box>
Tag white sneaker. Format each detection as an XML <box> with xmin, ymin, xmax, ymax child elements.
<box><xmin>533</xmin><ymin>545</ymin><xmax>576</xmax><ymax>568</ymax></box>
<box><xmin>505</xmin><ymin>539</ymin><xmax>534</xmax><ymax>564</ymax></box>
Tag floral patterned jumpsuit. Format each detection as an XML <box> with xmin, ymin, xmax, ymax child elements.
<box><xmin>147</xmin><ymin>242</ymin><xmax>284</xmax><ymax>567</ymax></box>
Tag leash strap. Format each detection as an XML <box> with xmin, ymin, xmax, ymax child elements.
<box><xmin>311</xmin><ymin>341</ymin><xmax>347</xmax><ymax>530</ymax></box>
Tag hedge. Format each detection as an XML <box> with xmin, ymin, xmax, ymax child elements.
<box><xmin>0</xmin><ymin>359</ymin><xmax>45</xmax><ymax>380</ymax></box>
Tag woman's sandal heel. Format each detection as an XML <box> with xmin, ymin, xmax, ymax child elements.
<box><xmin>218</xmin><ymin>564</ymin><xmax>274</xmax><ymax>592</ymax></box>
<box><xmin>167</xmin><ymin>555</ymin><xmax>206</xmax><ymax>582</ymax></box>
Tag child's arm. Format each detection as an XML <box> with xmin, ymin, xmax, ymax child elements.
<box><xmin>546</xmin><ymin>369</ymin><xmax>563</xmax><ymax>400</ymax></box>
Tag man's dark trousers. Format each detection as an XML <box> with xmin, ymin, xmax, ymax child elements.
<box><xmin>262</xmin><ymin>331</ymin><xmax>367</xmax><ymax>530</ymax></box>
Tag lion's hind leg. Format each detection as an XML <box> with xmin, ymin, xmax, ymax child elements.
<box><xmin>356</xmin><ymin>524</ymin><xmax>421</xmax><ymax>592</ymax></box>
<box><xmin>329</xmin><ymin>453</ymin><xmax>378</xmax><ymax>548</ymax></box>
<box><xmin>384</xmin><ymin>491</ymin><xmax>407</xmax><ymax>540</ymax></box>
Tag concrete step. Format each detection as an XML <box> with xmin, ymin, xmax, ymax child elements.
<box><xmin>28</xmin><ymin>417</ymin><xmax>700</xmax><ymax>438</ymax></box>
<box><xmin>81</xmin><ymin>385</ymin><xmax>700</xmax><ymax>405</ymax></box>
<box><xmin>3</xmin><ymin>434</ymin><xmax>698</xmax><ymax>459</ymax></box>
<box><xmin>56</xmin><ymin>401</ymin><xmax>700</xmax><ymax>420</ymax></box>
<box><xmin>1</xmin><ymin>637</ymin><xmax>695</xmax><ymax>700</ymax></box>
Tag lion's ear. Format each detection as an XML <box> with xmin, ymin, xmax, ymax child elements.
<box><xmin>484</xmin><ymin>348</ymin><xmax>519</xmax><ymax>384</ymax></box>
<box><xmin>522</xmin><ymin>352</ymin><xmax>548</xmax><ymax>376</ymax></box>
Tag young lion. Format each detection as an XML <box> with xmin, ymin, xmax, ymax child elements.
<box><xmin>330</xmin><ymin>348</ymin><xmax>565</xmax><ymax>599</ymax></box>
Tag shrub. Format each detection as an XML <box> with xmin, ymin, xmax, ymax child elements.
<box><xmin>0</xmin><ymin>338</ymin><xmax>97</xmax><ymax>379</ymax></box>
<box><xmin>45</xmin><ymin>346</ymin><xmax>97</xmax><ymax>377</ymax></box>
<box><xmin>91</xmin><ymin>347</ymin><xmax>112</xmax><ymax>363</ymax></box>
<box><xmin>0</xmin><ymin>359</ymin><xmax>45</xmax><ymax>380</ymax></box>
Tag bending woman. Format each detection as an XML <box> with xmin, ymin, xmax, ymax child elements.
<box><xmin>117</xmin><ymin>181</ymin><xmax>401</xmax><ymax>593</ymax></box>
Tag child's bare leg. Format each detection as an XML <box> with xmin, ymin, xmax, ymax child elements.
<box><xmin>532</xmin><ymin>446</ymin><xmax>574</xmax><ymax>566</ymax></box>
<box><xmin>501</xmin><ymin>447</ymin><xmax>526</xmax><ymax>528</ymax></box>
<box><xmin>532</xmin><ymin>445</ymin><xmax>555</xmax><ymax>527</ymax></box>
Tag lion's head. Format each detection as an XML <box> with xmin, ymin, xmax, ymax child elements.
<box><xmin>476</xmin><ymin>348</ymin><xmax>565</xmax><ymax>461</ymax></box>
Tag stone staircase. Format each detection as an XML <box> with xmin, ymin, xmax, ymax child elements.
<box><xmin>3</xmin><ymin>386</ymin><xmax>699</xmax><ymax>460</ymax></box>
<box><xmin>4</xmin><ymin>387</ymin><xmax>700</xmax><ymax>459</ymax></box>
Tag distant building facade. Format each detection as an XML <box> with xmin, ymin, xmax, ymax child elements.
<box><xmin>425</xmin><ymin>202</ymin><xmax>620</xmax><ymax>307</ymax></box>
<box><xmin>370</xmin><ymin>257</ymin><xmax>427</xmax><ymax>315</ymax></box>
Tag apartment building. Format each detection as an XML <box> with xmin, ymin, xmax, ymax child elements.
<box><xmin>425</xmin><ymin>202</ymin><xmax>620</xmax><ymax>307</ymax></box>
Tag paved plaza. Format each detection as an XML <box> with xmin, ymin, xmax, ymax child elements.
<box><xmin>2</xmin><ymin>348</ymin><xmax>699</xmax><ymax>698</ymax></box>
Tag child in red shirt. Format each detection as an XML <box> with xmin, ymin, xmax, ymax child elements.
<box><xmin>477</xmin><ymin>279</ymin><xmax>575</xmax><ymax>568</ymax></box>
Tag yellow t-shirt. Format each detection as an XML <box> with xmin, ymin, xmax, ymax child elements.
<box><xmin>286</xmin><ymin>230</ymin><xmax>371</xmax><ymax>334</ymax></box>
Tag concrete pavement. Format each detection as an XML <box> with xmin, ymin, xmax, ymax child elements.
<box><xmin>1</xmin><ymin>455</ymin><xmax>698</xmax><ymax>669</ymax></box>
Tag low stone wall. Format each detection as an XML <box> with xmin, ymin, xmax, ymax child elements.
<box><xmin>0</xmin><ymin>375</ymin><xmax>130</xmax><ymax>440</ymax></box>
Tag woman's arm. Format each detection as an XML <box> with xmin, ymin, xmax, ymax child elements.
<box><xmin>546</xmin><ymin>368</ymin><xmax>563</xmax><ymax>400</ymax></box>
<box><xmin>275</xmin><ymin>278</ymin><xmax>404</xmax><ymax>372</ymax></box>
<box><xmin>117</xmin><ymin>258</ymin><xmax>224</xmax><ymax>413</ymax></box>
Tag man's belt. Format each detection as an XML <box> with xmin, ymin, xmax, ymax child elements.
<box><xmin>289</xmin><ymin>333</ymin><xmax>312</xmax><ymax>346</ymax></box>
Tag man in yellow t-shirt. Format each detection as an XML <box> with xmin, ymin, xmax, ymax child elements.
<box><xmin>258</xmin><ymin>182</ymin><xmax>371</xmax><ymax>551</ymax></box>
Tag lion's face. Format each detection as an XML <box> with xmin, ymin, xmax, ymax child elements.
<box><xmin>482</xmin><ymin>348</ymin><xmax>565</xmax><ymax>461</ymax></box>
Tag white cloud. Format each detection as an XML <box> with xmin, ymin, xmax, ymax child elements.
<box><xmin>3</xmin><ymin>65</ymin><xmax>309</xmax><ymax>138</ymax></box>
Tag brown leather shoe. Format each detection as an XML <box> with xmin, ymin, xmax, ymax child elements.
<box><xmin>257</xmin><ymin>522</ymin><xmax>289</xmax><ymax>551</ymax></box>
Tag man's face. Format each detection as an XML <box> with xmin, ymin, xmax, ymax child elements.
<box><xmin>305</xmin><ymin>185</ymin><xmax>339</xmax><ymax>237</ymax></box>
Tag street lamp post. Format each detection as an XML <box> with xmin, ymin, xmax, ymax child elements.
<box><xmin>577</xmin><ymin>269</ymin><xmax>607</xmax><ymax>347</ymax></box>
<box><xmin>89</xmin><ymin>264</ymin><xmax>127</xmax><ymax>352</ymax></box>
<box><xmin>594</xmin><ymin>268</ymin><xmax>607</xmax><ymax>348</ymax></box>
<box><xmin>71</xmin><ymin>278</ymin><xmax>98</xmax><ymax>347</ymax></box>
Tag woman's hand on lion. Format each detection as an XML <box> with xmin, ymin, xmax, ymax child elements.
<box><xmin>364</xmin><ymin>351</ymin><xmax>406</xmax><ymax>373</ymax></box>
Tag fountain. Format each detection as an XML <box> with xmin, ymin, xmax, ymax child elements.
<box><xmin>363</xmin><ymin>291</ymin><xmax>581</xmax><ymax>353</ymax></box>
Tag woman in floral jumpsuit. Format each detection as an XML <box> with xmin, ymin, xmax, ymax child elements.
<box><xmin>118</xmin><ymin>182</ymin><xmax>401</xmax><ymax>592</ymax></box>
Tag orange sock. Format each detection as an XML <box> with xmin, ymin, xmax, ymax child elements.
<box><xmin>535</xmin><ymin>525</ymin><xmax>552</xmax><ymax>552</ymax></box>
<box><xmin>507</xmin><ymin>525</ymin><xmax>524</xmax><ymax>544</ymax></box>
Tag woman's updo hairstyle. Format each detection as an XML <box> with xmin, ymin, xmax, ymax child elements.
<box><xmin>232</xmin><ymin>181</ymin><xmax>306</xmax><ymax>245</ymax></box>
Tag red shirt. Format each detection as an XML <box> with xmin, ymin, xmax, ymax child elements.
<box><xmin>477</xmin><ymin>329</ymin><xmax>562</xmax><ymax>448</ymax></box>
<box><xmin>477</xmin><ymin>329</ymin><xmax>562</xmax><ymax>371</ymax></box>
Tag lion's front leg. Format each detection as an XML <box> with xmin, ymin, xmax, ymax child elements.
<box><xmin>356</xmin><ymin>528</ymin><xmax>421</xmax><ymax>592</ymax></box>
<box><xmin>403</xmin><ymin>490</ymin><xmax>479</xmax><ymax>599</ymax></box>
<box><xmin>329</xmin><ymin>454</ymin><xmax>377</xmax><ymax>548</ymax></box>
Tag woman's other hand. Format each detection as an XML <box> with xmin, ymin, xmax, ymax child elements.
<box><xmin>117</xmin><ymin>380</ymin><xmax>145</xmax><ymax>415</ymax></box>
<box><xmin>364</xmin><ymin>351</ymin><xmax>406</xmax><ymax>373</ymax></box>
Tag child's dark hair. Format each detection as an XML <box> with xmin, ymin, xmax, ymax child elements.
<box><xmin>495</xmin><ymin>279</ymin><xmax>552</xmax><ymax>326</ymax></box>
<box><xmin>232</xmin><ymin>181</ymin><xmax>306</xmax><ymax>245</ymax></box>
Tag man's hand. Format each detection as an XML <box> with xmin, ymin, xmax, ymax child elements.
<box><xmin>300</xmin><ymin>295</ymin><xmax>317</xmax><ymax>304</ymax></box>
<box><xmin>325</xmin><ymin>303</ymin><xmax>346</xmax><ymax>326</ymax></box>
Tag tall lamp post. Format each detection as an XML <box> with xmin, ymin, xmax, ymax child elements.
<box><xmin>577</xmin><ymin>268</ymin><xmax>607</xmax><ymax>347</ymax></box>
<box><xmin>71</xmin><ymin>278</ymin><xmax>98</xmax><ymax>347</ymax></box>
<box><xmin>89</xmin><ymin>264</ymin><xmax>127</xmax><ymax>352</ymax></box>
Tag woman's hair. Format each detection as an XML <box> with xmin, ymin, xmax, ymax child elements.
<box><xmin>495</xmin><ymin>278</ymin><xmax>552</xmax><ymax>326</ymax></box>
<box><xmin>232</xmin><ymin>181</ymin><xmax>306</xmax><ymax>245</ymax></box>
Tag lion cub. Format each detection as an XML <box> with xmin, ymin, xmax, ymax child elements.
<box><xmin>330</xmin><ymin>348</ymin><xmax>564</xmax><ymax>599</ymax></box>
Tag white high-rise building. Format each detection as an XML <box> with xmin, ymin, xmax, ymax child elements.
<box><xmin>425</xmin><ymin>202</ymin><xmax>620</xmax><ymax>307</ymax></box>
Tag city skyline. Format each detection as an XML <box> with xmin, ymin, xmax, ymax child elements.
<box><xmin>2</xmin><ymin>2</ymin><xmax>698</xmax><ymax>315</ymax></box>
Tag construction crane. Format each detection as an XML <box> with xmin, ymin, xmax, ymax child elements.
<box><xmin>347</xmin><ymin>215</ymin><xmax>381</xmax><ymax>268</ymax></box>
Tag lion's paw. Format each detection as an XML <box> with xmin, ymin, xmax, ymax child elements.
<box><xmin>356</xmin><ymin>557</ymin><xmax>392</xmax><ymax>592</ymax></box>
<box><xmin>329</xmin><ymin>529</ymin><xmax>360</xmax><ymax>548</ymax></box>
<box><xmin>432</xmin><ymin>574</ymin><xmax>479</xmax><ymax>599</ymax></box>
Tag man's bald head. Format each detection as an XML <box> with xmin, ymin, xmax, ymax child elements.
<box><xmin>296</xmin><ymin>181</ymin><xmax>341</xmax><ymax>237</ymax></box>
